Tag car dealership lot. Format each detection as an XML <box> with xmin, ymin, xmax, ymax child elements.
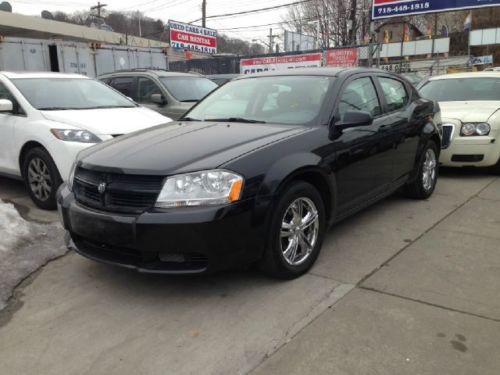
<box><xmin>0</xmin><ymin>170</ymin><xmax>499</xmax><ymax>374</ymax></box>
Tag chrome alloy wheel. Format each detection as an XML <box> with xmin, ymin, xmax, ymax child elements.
<box><xmin>27</xmin><ymin>157</ymin><xmax>52</xmax><ymax>201</ymax></box>
<box><xmin>280</xmin><ymin>197</ymin><xmax>319</xmax><ymax>266</ymax></box>
<box><xmin>422</xmin><ymin>148</ymin><xmax>437</xmax><ymax>192</ymax></box>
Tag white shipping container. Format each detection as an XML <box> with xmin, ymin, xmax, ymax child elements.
<box><xmin>0</xmin><ymin>37</ymin><xmax>168</xmax><ymax>77</ymax></box>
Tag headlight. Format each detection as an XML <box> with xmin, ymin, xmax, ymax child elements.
<box><xmin>461</xmin><ymin>123</ymin><xmax>491</xmax><ymax>136</ymax></box>
<box><xmin>155</xmin><ymin>170</ymin><xmax>244</xmax><ymax>208</ymax></box>
<box><xmin>50</xmin><ymin>129</ymin><xmax>101</xmax><ymax>143</ymax></box>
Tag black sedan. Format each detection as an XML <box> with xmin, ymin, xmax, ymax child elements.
<box><xmin>57</xmin><ymin>68</ymin><xmax>441</xmax><ymax>279</ymax></box>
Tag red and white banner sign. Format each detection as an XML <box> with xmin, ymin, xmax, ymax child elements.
<box><xmin>326</xmin><ymin>48</ymin><xmax>358</xmax><ymax>67</ymax></box>
<box><xmin>240</xmin><ymin>53</ymin><xmax>322</xmax><ymax>74</ymax></box>
<box><xmin>169</xmin><ymin>20</ymin><xmax>217</xmax><ymax>54</ymax></box>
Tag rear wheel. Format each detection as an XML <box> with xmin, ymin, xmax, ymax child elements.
<box><xmin>22</xmin><ymin>147</ymin><xmax>62</xmax><ymax>210</ymax></box>
<box><xmin>403</xmin><ymin>141</ymin><xmax>438</xmax><ymax>199</ymax></box>
<box><xmin>259</xmin><ymin>181</ymin><xmax>326</xmax><ymax>279</ymax></box>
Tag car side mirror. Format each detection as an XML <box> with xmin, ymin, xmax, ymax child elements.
<box><xmin>151</xmin><ymin>93</ymin><xmax>166</xmax><ymax>106</ymax></box>
<box><xmin>329</xmin><ymin>111</ymin><xmax>373</xmax><ymax>140</ymax></box>
<box><xmin>337</xmin><ymin>111</ymin><xmax>373</xmax><ymax>129</ymax></box>
<box><xmin>0</xmin><ymin>99</ymin><xmax>13</xmax><ymax>113</ymax></box>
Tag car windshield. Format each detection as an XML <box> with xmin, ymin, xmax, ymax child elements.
<box><xmin>12</xmin><ymin>78</ymin><xmax>136</xmax><ymax>110</ymax></box>
<box><xmin>419</xmin><ymin>77</ymin><xmax>500</xmax><ymax>102</ymax></box>
<box><xmin>184</xmin><ymin>76</ymin><xmax>334</xmax><ymax>125</ymax></box>
<box><xmin>160</xmin><ymin>77</ymin><xmax>217</xmax><ymax>102</ymax></box>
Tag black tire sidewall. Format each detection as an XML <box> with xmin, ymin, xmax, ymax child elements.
<box><xmin>404</xmin><ymin>140</ymin><xmax>439</xmax><ymax>200</ymax></box>
<box><xmin>22</xmin><ymin>148</ymin><xmax>62</xmax><ymax>210</ymax></box>
<box><xmin>418</xmin><ymin>141</ymin><xmax>439</xmax><ymax>198</ymax></box>
<box><xmin>263</xmin><ymin>181</ymin><xmax>326</xmax><ymax>279</ymax></box>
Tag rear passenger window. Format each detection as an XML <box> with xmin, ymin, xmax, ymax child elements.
<box><xmin>379</xmin><ymin>77</ymin><xmax>409</xmax><ymax>112</ymax></box>
<box><xmin>109</xmin><ymin>77</ymin><xmax>135</xmax><ymax>98</ymax></box>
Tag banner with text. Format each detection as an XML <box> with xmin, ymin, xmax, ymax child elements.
<box><xmin>372</xmin><ymin>0</ymin><xmax>500</xmax><ymax>20</ymax></box>
<box><xmin>326</xmin><ymin>48</ymin><xmax>358</xmax><ymax>67</ymax></box>
<box><xmin>240</xmin><ymin>53</ymin><xmax>322</xmax><ymax>74</ymax></box>
<box><xmin>169</xmin><ymin>20</ymin><xmax>217</xmax><ymax>54</ymax></box>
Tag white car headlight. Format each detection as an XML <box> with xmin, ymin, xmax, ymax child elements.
<box><xmin>156</xmin><ymin>170</ymin><xmax>244</xmax><ymax>208</ymax></box>
<box><xmin>51</xmin><ymin>129</ymin><xmax>101</xmax><ymax>143</ymax></box>
<box><xmin>461</xmin><ymin>123</ymin><xmax>491</xmax><ymax>136</ymax></box>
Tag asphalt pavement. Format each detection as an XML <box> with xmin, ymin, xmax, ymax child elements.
<box><xmin>0</xmin><ymin>170</ymin><xmax>498</xmax><ymax>375</ymax></box>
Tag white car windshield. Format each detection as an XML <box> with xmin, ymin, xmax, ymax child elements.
<box><xmin>184</xmin><ymin>76</ymin><xmax>334</xmax><ymax>125</ymax></box>
<box><xmin>419</xmin><ymin>77</ymin><xmax>500</xmax><ymax>102</ymax></box>
<box><xmin>12</xmin><ymin>78</ymin><xmax>136</xmax><ymax>110</ymax></box>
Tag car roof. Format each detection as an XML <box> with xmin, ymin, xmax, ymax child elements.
<box><xmin>0</xmin><ymin>71</ymin><xmax>89</xmax><ymax>79</ymax></box>
<box><xmin>235</xmin><ymin>67</ymin><xmax>395</xmax><ymax>80</ymax></box>
<box><xmin>98</xmin><ymin>69</ymin><xmax>203</xmax><ymax>78</ymax></box>
<box><xmin>428</xmin><ymin>72</ymin><xmax>500</xmax><ymax>80</ymax></box>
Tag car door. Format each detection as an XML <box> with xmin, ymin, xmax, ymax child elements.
<box><xmin>375</xmin><ymin>75</ymin><xmax>421</xmax><ymax>180</ymax></box>
<box><xmin>0</xmin><ymin>81</ymin><xmax>27</xmax><ymax>175</ymax></box>
<box><xmin>330</xmin><ymin>75</ymin><xmax>395</xmax><ymax>212</ymax></box>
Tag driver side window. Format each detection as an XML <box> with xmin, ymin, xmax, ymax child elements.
<box><xmin>338</xmin><ymin>77</ymin><xmax>381</xmax><ymax>122</ymax></box>
<box><xmin>0</xmin><ymin>82</ymin><xmax>25</xmax><ymax>115</ymax></box>
<box><xmin>137</xmin><ymin>77</ymin><xmax>162</xmax><ymax>104</ymax></box>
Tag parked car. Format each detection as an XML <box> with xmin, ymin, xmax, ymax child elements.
<box><xmin>400</xmin><ymin>72</ymin><xmax>425</xmax><ymax>86</ymax></box>
<box><xmin>207</xmin><ymin>74</ymin><xmax>240</xmax><ymax>86</ymax></box>
<box><xmin>0</xmin><ymin>71</ymin><xmax>170</xmax><ymax>209</ymax></box>
<box><xmin>99</xmin><ymin>69</ymin><xmax>218</xmax><ymax>120</ymax></box>
<box><xmin>58</xmin><ymin>68</ymin><xmax>441</xmax><ymax>279</ymax></box>
<box><xmin>419</xmin><ymin>72</ymin><xmax>500</xmax><ymax>172</ymax></box>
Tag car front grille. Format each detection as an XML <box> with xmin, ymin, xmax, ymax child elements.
<box><xmin>441</xmin><ymin>124</ymin><xmax>454</xmax><ymax>149</ymax></box>
<box><xmin>73</xmin><ymin>167</ymin><xmax>164</xmax><ymax>214</ymax></box>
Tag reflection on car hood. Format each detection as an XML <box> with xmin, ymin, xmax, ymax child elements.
<box><xmin>41</xmin><ymin>107</ymin><xmax>171</xmax><ymax>135</ymax></box>
<box><xmin>79</xmin><ymin>121</ymin><xmax>309</xmax><ymax>175</ymax></box>
<box><xmin>438</xmin><ymin>101</ymin><xmax>500</xmax><ymax>122</ymax></box>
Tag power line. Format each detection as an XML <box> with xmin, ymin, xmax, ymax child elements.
<box><xmin>189</xmin><ymin>0</ymin><xmax>311</xmax><ymax>23</ymax></box>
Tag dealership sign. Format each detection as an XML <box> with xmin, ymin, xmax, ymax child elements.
<box><xmin>169</xmin><ymin>20</ymin><xmax>217</xmax><ymax>54</ymax></box>
<box><xmin>240</xmin><ymin>53</ymin><xmax>322</xmax><ymax>74</ymax></box>
<box><xmin>326</xmin><ymin>48</ymin><xmax>358</xmax><ymax>67</ymax></box>
<box><xmin>372</xmin><ymin>0</ymin><xmax>500</xmax><ymax>20</ymax></box>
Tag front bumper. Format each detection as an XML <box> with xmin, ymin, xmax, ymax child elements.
<box><xmin>57</xmin><ymin>184</ymin><xmax>266</xmax><ymax>274</ymax></box>
<box><xmin>440</xmin><ymin>135</ymin><xmax>500</xmax><ymax>168</ymax></box>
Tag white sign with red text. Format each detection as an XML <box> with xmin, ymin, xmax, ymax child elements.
<box><xmin>169</xmin><ymin>20</ymin><xmax>217</xmax><ymax>54</ymax></box>
<box><xmin>240</xmin><ymin>53</ymin><xmax>322</xmax><ymax>74</ymax></box>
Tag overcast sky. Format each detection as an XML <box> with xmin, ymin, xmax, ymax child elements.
<box><xmin>10</xmin><ymin>0</ymin><xmax>293</xmax><ymax>44</ymax></box>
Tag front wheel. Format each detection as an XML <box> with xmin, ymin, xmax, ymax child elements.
<box><xmin>403</xmin><ymin>141</ymin><xmax>439</xmax><ymax>200</ymax></box>
<box><xmin>259</xmin><ymin>181</ymin><xmax>326</xmax><ymax>279</ymax></box>
<box><xmin>22</xmin><ymin>147</ymin><xmax>62</xmax><ymax>210</ymax></box>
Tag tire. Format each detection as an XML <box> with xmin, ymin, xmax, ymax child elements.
<box><xmin>259</xmin><ymin>181</ymin><xmax>326</xmax><ymax>279</ymax></box>
<box><xmin>490</xmin><ymin>156</ymin><xmax>500</xmax><ymax>175</ymax></box>
<box><xmin>22</xmin><ymin>147</ymin><xmax>62</xmax><ymax>210</ymax></box>
<box><xmin>403</xmin><ymin>141</ymin><xmax>439</xmax><ymax>200</ymax></box>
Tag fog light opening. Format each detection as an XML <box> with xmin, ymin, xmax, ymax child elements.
<box><xmin>159</xmin><ymin>253</ymin><xmax>186</xmax><ymax>263</ymax></box>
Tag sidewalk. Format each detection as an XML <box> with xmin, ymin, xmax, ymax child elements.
<box><xmin>253</xmin><ymin>177</ymin><xmax>500</xmax><ymax>375</ymax></box>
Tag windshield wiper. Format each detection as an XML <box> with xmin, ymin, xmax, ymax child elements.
<box><xmin>38</xmin><ymin>107</ymin><xmax>72</xmax><ymax>111</ymax></box>
<box><xmin>181</xmin><ymin>117</ymin><xmax>202</xmax><ymax>122</ymax></box>
<box><xmin>205</xmin><ymin>117</ymin><xmax>266</xmax><ymax>124</ymax></box>
<box><xmin>180</xmin><ymin>99</ymin><xmax>199</xmax><ymax>103</ymax></box>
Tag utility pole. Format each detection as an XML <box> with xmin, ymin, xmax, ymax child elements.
<box><xmin>268</xmin><ymin>28</ymin><xmax>275</xmax><ymax>54</ymax></box>
<box><xmin>202</xmin><ymin>0</ymin><xmax>207</xmax><ymax>28</ymax></box>
<box><xmin>91</xmin><ymin>1</ymin><xmax>107</xmax><ymax>18</ymax></box>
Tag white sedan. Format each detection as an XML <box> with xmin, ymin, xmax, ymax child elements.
<box><xmin>419</xmin><ymin>72</ymin><xmax>500</xmax><ymax>173</ymax></box>
<box><xmin>0</xmin><ymin>72</ymin><xmax>171</xmax><ymax>209</ymax></box>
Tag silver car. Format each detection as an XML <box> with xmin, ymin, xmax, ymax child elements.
<box><xmin>99</xmin><ymin>69</ymin><xmax>218</xmax><ymax>120</ymax></box>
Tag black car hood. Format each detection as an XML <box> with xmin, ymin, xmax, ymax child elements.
<box><xmin>79</xmin><ymin>121</ymin><xmax>309</xmax><ymax>175</ymax></box>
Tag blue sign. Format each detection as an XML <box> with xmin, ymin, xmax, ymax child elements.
<box><xmin>373</xmin><ymin>0</ymin><xmax>500</xmax><ymax>20</ymax></box>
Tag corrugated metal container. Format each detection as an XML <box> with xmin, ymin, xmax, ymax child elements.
<box><xmin>0</xmin><ymin>37</ymin><xmax>168</xmax><ymax>77</ymax></box>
